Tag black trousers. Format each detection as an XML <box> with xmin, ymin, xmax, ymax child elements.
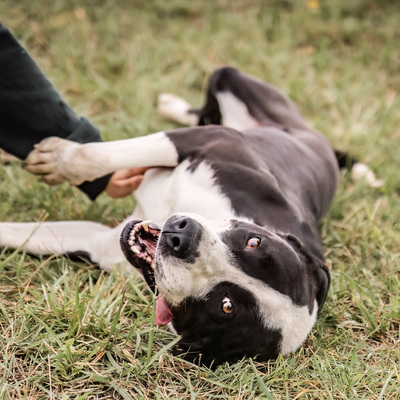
<box><xmin>0</xmin><ymin>23</ymin><xmax>110</xmax><ymax>199</ymax></box>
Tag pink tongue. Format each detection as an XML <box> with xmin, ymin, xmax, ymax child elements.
<box><xmin>155</xmin><ymin>296</ymin><xmax>173</xmax><ymax>325</ymax></box>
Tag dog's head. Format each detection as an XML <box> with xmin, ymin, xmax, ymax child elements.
<box><xmin>120</xmin><ymin>213</ymin><xmax>330</xmax><ymax>366</ymax></box>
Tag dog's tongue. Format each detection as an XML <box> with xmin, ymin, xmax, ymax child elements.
<box><xmin>155</xmin><ymin>296</ymin><xmax>173</xmax><ymax>325</ymax></box>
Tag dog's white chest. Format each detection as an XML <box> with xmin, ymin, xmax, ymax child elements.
<box><xmin>133</xmin><ymin>160</ymin><xmax>236</xmax><ymax>225</ymax></box>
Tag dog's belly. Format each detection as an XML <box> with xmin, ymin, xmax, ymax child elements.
<box><xmin>133</xmin><ymin>160</ymin><xmax>238</xmax><ymax>225</ymax></box>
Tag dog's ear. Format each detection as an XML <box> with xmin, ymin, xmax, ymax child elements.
<box><xmin>173</xmin><ymin>345</ymin><xmax>217</xmax><ymax>369</ymax></box>
<box><xmin>313</xmin><ymin>262</ymin><xmax>330</xmax><ymax>313</ymax></box>
<box><xmin>283</xmin><ymin>234</ymin><xmax>331</xmax><ymax>313</ymax></box>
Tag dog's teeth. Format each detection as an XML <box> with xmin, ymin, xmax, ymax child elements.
<box><xmin>146</xmin><ymin>256</ymin><xmax>152</xmax><ymax>263</ymax></box>
<box><xmin>141</xmin><ymin>220</ymin><xmax>152</xmax><ymax>231</ymax></box>
<box><xmin>130</xmin><ymin>245</ymin><xmax>141</xmax><ymax>254</ymax></box>
<box><xmin>128</xmin><ymin>240</ymin><xmax>134</xmax><ymax>246</ymax></box>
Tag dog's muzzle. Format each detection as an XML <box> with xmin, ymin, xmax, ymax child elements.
<box><xmin>159</xmin><ymin>215</ymin><xmax>203</xmax><ymax>261</ymax></box>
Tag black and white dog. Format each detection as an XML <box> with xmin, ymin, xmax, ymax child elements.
<box><xmin>0</xmin><ymin>67</ymin><xmax>380</xmax><ymax>365</ymax></box>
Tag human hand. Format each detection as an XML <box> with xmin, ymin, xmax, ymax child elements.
<box><xmin>105</xmin><ymin>167</ymin><xmax>148</xmax><ymax>198</ymax></box>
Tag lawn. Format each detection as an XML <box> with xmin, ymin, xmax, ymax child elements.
<box><xmin>0</xmin><ymin>0</ymin><xmax>399</xmax><ymax>398</ymax></box>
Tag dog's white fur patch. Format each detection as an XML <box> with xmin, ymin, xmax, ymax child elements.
<box><xmin>216</xmin><ymin>92</ymin><xmax>260</xmax><ymax>131</ymax></box>
<box><xmin>157</xmin><ymin>93</ymin><xmax>199</xmax><ymax>126</ymax></box>
<box><xmin>351</xmin><ymin>162</ymin><xmax>384</xmax><ymax>188</ymax></box>
<box><xmin>134</xmin><ymin>160</ymin><xmax>239</xmax><ymax>226</ymax></box>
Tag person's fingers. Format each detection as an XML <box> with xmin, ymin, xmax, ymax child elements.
<box><xmin>105</xmin><ymin>172</ymin><xmax>145</xmax><ymax>198</ymax></box>
<box><xmin>124</xmin><ymin>174</ymin><xmax>144</xmax><ymax>191</ymax></box>
<box><xmin>115</xmin><ymin>167</ymin><xmax>149</xmax><ymax>179</ymax></box>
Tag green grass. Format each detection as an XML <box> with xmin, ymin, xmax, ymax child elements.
<box><xmin>1</xmin><ymin>0</ymin><xmax>399</xmax><ymax>398</ymax></box>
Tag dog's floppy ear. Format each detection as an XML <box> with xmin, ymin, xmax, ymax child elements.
<box><xmin>313</xmin><ymin>262</ymin><xmax>330</xmax><ymax>313</ymax></box>
<box><xmin>173</xmin><ymin>345</ymin><xmax>217</xmax><ymax>369</ymax></box>
<box><xmin>284</xmin><ymin>234</ymin><xmax>331</xmax><ymax>313</ymax></box>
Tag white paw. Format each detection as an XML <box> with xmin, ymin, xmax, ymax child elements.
<box><xmin>351</xmin><ymin>163</ymin><xmax>384</xmax><ymax>188</ymax></box>
<box><xmin>24</xmin><ymin>137</ymin><xmax>84</xmax><ymax>186</ymax></box>
<box><xmin>157</xmin><ymin>93</ymin><xmax>198</xmax><ymax>126</ymax></box>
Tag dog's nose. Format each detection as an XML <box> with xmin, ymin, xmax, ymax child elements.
<box><xmin>162</xmin><ymin>216</ymin><xmax>202</xmax><ymax>260</ymax></box>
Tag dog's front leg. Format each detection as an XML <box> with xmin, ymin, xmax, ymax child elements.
<box><xmin>0</xmin><ymin>221</ymin><xmax>127</xmax><ymax>271</ymax></box>
<box><xmin>24</xmin><ymin>132</ymin><xmax>178</xmax><ymax>186</ymax></box>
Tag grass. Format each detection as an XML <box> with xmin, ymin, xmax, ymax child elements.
<box><xmin>0</xmin><ymin>0</ymin><xmax>399</xmax><ymax>398</ymax></box>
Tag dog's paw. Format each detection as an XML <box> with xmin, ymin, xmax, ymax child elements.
<box><xmin>157</xmin><ymin>93</ymin><xmax>198</xmax><ymax>126</ymax></box>
<box><xmin>24</xmin><ymin>137</ymin><xmax>84</xmax><ymax>186</ymax></box>
<box><xmin>351</xmin><ymin>163</ymin><xmax>384</xmax><ymax>188</ymax></box>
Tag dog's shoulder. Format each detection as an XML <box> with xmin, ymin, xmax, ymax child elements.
<box><xmin>166</xmin><ymin>125</ymin><xmax>249</xmax><ymax>166</ymax></box>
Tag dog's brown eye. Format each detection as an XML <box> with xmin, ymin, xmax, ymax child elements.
<box><xmin>221</xmin><ymin>296</ymin><xmax>234</xmax><ymax>315</ymax></box>
<box><xmin>246</xmin><ymin>237</ymin><xmax>260</xmax><ymax>249</ymax></box>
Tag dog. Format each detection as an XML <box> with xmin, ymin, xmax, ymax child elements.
<box><xmin>0</xmin><ymin>67</ymin><xmax>380</xmax><ymax>366</ymax></box>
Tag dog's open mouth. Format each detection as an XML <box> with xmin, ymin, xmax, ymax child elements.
<box><xmin>120</xmin><ymin>220</ymin><xmax>173</xmax><ymax>326</ymax></box>
<box><xmin>120</xmin><ymin>220</ymin><xmax>160</xmax><ymax>288</ymax></box>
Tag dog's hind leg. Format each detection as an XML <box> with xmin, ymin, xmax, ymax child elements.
<box><xmin>157</xmin><ymin>94</ymin><xmax>199</xmax><ymax>126</ymax></box>
<box><xmin>334</xmin><ymin>150</ymin><xmax>384</xmax><ymax>187</ymax></box>
<box><xmin>0</xmin><ymin>221</ymin><xmax>126</xmax><ymax>271</ymax></box>
<box><xmin>157</xmin><ymin>85</ymin><xmax>222</xmax><ymax>127</ymax></box>
<box><xmin>158</xmin><ymin>67</ymin><xmax>311</xmax><ymax>132</ymax></box>
<box><xmin>208</xmin><ymin>67</ymin><xmax>383</xmax><ymax>187</ymax></box>
<box><xmin>202</xmin><ymin>67</ymin><xmax>312</xmax><ymax>132</ymax></box>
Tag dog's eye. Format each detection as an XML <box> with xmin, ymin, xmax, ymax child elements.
<box><xmin>221</xmin><ymin>296</ymin><xmax>234</xmax><ymax>315</ymax></box>
<box><xmin>246</xmin><ymin>237</ymin><xmax>260</xmax><ymax>249</ymax></box>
